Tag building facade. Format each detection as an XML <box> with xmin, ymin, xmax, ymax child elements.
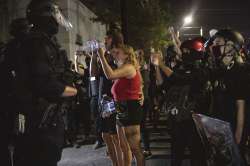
<box><xmin>0</xmin><ymin>0</ymin><xmax>107</xmax><ymax>61</ymax></box>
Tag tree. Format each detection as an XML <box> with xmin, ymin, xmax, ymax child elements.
<box><xmin>82</xmin><ymin>0</ymin><xmax>173</xmax><ymax>50</ymax></box>
<box><xmin>126</xmin><ymin>0</ymin><xmax>173</xmax><ymax>49</ymax></box>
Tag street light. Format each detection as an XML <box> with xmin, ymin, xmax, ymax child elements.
<box><xmin>177</xmin><ymin>15</ymin><xmax>193</xmax><ymax>37</ymax></box>
<box><xmin>183</xmin><ymin>15</ymin><xmax>193</xmax><ymax>26</ymax></box>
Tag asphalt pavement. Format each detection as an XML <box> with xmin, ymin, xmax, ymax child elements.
<box><xmin>59</xmin><ymin>113</ymin><xmax>191</xmax><ymax>166</ymax></box>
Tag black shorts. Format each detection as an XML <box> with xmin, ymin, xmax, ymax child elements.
<box><xmin>115</xmin><ymin>100</ymin><xmax>143</xmax><ymax>127</ymax></box>
<box><xmin>101</xmin><ymin>114</ymin><xmax>117</xmax><ymax>134</ymax></box>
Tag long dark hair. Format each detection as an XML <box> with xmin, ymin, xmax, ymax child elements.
<box><xmin>106</xmin><ymin>30</ymin><xmax>124</xmax><ymax>49</ymax></box>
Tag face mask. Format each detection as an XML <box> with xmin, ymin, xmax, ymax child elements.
<box><xmin>219</xmin><ymin>41</ymin><xmax>238</xmax><ymax>70</ymax></box>
<box><xmin>36</xmin><ymin>16</ymin><xmax>59</xmax><ymax>35</ymax></box>
<box><xmin>48</xmin><ymin>18</ymin><xmax>59</xmax><ymax>35</ymax></box>
<box><xmin>115</xmin><ymin>60</ymin><xmax>124</xmax><ymax>67</ymax></box>
<box><xmin>212</xmin><ymin>45</ymin><xmax>222</xmax><ymax>58</ymax></box>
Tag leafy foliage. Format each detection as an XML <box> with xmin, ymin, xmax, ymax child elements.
<box><xmin>83</xmin><ymin>0</ymin><xmax>173</xmax><ymax>49</ymax></box>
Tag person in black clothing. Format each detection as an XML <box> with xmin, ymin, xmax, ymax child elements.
<box><xmin>11</xmin><ymin>1</ymin><xmax>78</xmax><ymax>166</ymax></box>
<box><xmin>90</xmin><ymin>30</ymin><xmax>123</xmax><ymax>165</ymax></box>
<box><xmin>136</xmin><ymin>49</ymin><xmax>152</xmax><ymax>158</ymax></box>
<box><xmin>151</xmin><ymin>39</ymin><xmax>209</xmax><ymax>166</ymax></box>
<box><xmin>211</xmin><ymin>29</ymin><xmax>248</xmax><ymax>164</ymax></box>
<box><xmin>74</xmin><ymin>55</ymin><xmax>92</xmax><ymax>147</ymax></box>
<box><xmin>0</xmin><ymin>17</ymin><xmax>32</xmax><ymax>166</ymax></box>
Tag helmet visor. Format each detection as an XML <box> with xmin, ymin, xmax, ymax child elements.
<box><xmin>53</xmin><ymin>5</ymin><xmax>73</xmax><ymax>31</ymax></box>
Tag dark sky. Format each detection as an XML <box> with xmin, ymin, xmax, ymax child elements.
<box><xmin>82</xmin><ymin>0</ymin><xmax>250</xmax><ymax>38</ymax></box>
<box><xmin>169</xmin><ymin>0</ymin><xmax>250</xmax><ymax>37</ymax></box>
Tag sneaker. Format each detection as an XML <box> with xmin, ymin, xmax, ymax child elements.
<box><xmin>93</xmin><ymin>141</ymin><xmax>105</xmax><ymax>150</ymax></box>
<box><xmin>63</xmin><ymin>139</ymin><xmax>74</xmax><ymax>148</ymax></box>
<box><xmin>143</xmin><ymin>150</ymin><xmax>152</xmax><ymax>159</ymax></box>
<box><xmin>75</xmin><ymin>143</ymin><xmax>82</xmax><ymax>149</ymax></box>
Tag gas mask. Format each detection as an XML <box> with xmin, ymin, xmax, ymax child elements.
<box><xmin>212</xmin><ymin>42</ymin><xmax>236</xmax><ymax>70</ymax></box>
<box><xmin>212</xmin><ymin>45</ymin><xmax>223</xmax><ymax>58</ymax></box>
<box><xmin>222</xmin><ymin>54</ymin><xmax>234</xmax><ymax>70</ymax></box>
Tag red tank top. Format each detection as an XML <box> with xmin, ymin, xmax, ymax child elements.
<box><xmin>111</xmin><ymin>71</ymin><xmax>141</xmax><ymax>101</ymax></box>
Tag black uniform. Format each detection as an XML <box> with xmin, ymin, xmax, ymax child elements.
<box><xmin>14</xmin><ymin>30</ymin><xmax>68</xmax><ymax>166</ymax></box>
<box><xmin>0</xmin><ymin>18</ymin><xmax>31</xmax><ymax>166</ymax></box>
<box><xmin>0</xmin><ymin>37</ymin><xmax>26</xmax><ymax>166</ymax></box>
<box><xmin>98</xmin><ymin>60</ymin><xmax>117</xmax><ymax>134</ymax></box>
<box><xmin>164</xmin><ymin>64</ymin><xmax>209</xmax><ymax>166</ymax></box>
<box><xmin>212</xmin><ymin>64</ymin><xmax>248</xmax><ymax>164</ymax></box>
<box><xmin>212</xmin><ymin>65</ymin><xmax>246</xmax><ymax>131</ymax></box>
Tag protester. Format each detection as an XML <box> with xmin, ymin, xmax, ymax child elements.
<box><xmin>90</xmin><ymin>30</ymin><xmax>123</xmax><ymax>165</ymax></box>
<box><xmin>151</xmin><ymin>38</ymin><xmax>209</xmax><ymax>166</ymax></box>
<box><xmin>74</xmin><ymin>53</ymin><xmax>92</xmax><ymax>148</ymax></box>
<box><xmin>0</xmin><ymin>17</ymin><xmax>32</xmax><ymax>166</ymax></box>
<box><xmin>210</xmin><ymin>29</ymin><xmax>248</xmax><ymax>164</ymax></box>
<box><xmin>2</xmin><ymin>1</ymin><xmax>250</xmax><ymax>165</ymax></box>
<box><xmin>98</xmin><ymin>45</ymin><xmax>145</xmax><ymax>166</ymax></box>
<box><xmin>136</xmin><ymin>49</ymin><xmax>152</xmax><ymax>158</ymax></box>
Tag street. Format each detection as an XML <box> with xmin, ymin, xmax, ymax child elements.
<box><xmin>59</xmin><ymin>114</ymin><xmax>191</xmax><ymax>166</ymax></box>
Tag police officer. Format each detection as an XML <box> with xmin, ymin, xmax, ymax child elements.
<box><xmin>151</xmin><ymin>38</ymin><xmax>209</xmax><ymax>166</ymax></box>
<box><xmin>0</xmin><ymin>17</ymin><xmax>31</xmax><ymax>166</ymax></box>
<box><xmin>14</xmin><ymin>1</ymin><xmax>77</xmax><ymax>166</ymax></box>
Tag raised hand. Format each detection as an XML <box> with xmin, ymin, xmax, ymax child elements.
<box><xmin>168</xmin><ymin>26</ymin><xmax>175</xmax><ymax>35</ymax></box>
<box><xmin>97</xmin><ymin>47</ymin><xmax>105</xmax><ymax>58</ymax></box>
<box><xmin>150</xmin><ymin>52</ymin><xmax>163</xmax><ymax>66</ymax></box>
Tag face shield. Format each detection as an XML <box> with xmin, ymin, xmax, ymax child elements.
<box><xmin>29</xmin><ymin>3</ymin><xmax>73</xmax><ymax>31</ymax></box>
<box><xmin>53</xmin><ymin>5</ymin><xmax>73</xmax><ymax>31</ymax></box>
<box><xmin>27</xmin><ymin>0</ymin><xmax>74</xmax><ymax>35</ymax></box>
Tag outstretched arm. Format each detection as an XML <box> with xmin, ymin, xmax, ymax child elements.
<box><xmin>98</xmin><ymin>48</ymin><xmax>136</xmax><ymax>80</ymax></box>
<box><xmin>151</xmin><ymin>52</ymin><xmax>173</xmax><ymax>77</ymax></box>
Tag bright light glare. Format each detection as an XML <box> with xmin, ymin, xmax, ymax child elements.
<box><xmin>184</xmin><ymin>15</ymin><xmax>193</xmax><ymax>25</ymax></box>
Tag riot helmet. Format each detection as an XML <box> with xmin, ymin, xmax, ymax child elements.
<box><xmin>180</xmin><ymin>38</ymin><xmax>205</xmax><ymax>69</ymax></box>
<box><xmin>9</xmin><ymin>18</ymin><xmax>32</xmax><ymax>38</ymax></box>
<box><xmin>26</xmin><ymin>0</ymin><xmax>72</xmax><ymax>35</ymax></box>
<box><xmin>212</xmin><ymin>29</ymin><xmax>245</xmax><ymax>70</ymax></box>
<box><xmin>214</xmin><ymin>29</ymin><xmax>244</xmax><ymax>51</ymax></box>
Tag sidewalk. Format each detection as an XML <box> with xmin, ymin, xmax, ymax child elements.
<box><xmin>59</xmin><ymin>113</ymin><xmax>191</xmax><ymax>166</ymax></box>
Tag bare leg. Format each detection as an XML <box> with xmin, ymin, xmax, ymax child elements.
<box><xmin>117</xmin><ymin>125</ymin><xmax>133</xmax><ymax>166</ymax></box>
<box><xmin>112</xmin><ymin>134</ymin><xmax>123</xmax><ymax>166</ymax></box>
<box><xmin>125</xmin><ymin>125</ymin><xmax>145</xmax><ymax>166</ymax></box>
<box><xmin>102</xmin><ymin>132</ymin><xmax>118</xmax><ymax>166</ymax></box>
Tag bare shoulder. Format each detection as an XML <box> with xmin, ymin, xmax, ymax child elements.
<box><xmin>121</xmin><ymin>64</ymin><xmax>137</xmax><ymax>78</ymax></box>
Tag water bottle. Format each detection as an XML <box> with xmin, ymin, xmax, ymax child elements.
<box><xmin>82</xmin><ymin>40</ymin><xmax>105</xmax><ymax>55</ymax></box>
